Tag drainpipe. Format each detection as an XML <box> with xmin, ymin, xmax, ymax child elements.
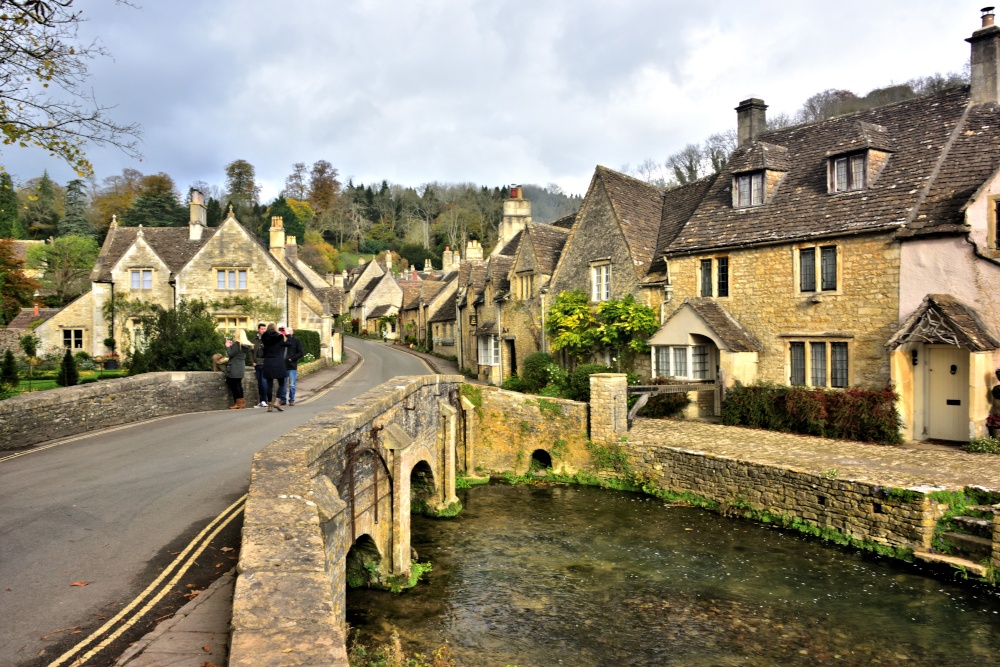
<box><xmin>496</xmin><ymin>300</ymin><xmax>504</xmax><ymax>385</ymax></box>
<box><xmin>109</xmin><ymin>281</ymin><xmax>115</xmax><ymax>351</ymax></box>
<box><xmin>285</xmin><ymin>282</ymin><xmax>290</xmax><ymax>328</ymax></box>
<box><xmin>540</xmin><ymin>289</ymin><xmax>547</xmax><ymax>354</ymax></box>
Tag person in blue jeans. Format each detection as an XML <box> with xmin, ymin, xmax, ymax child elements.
<box><xmin>279</xmin><ymin>326</ymin><xmax>304</xmax><ymax>405</ymax></box>
<box><xmin>252</xmin><ymin>322</ymin><xmax>268</xmax><ymax>407</ymax></box>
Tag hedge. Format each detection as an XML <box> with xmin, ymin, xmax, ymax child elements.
<box><xmin>721</xmin><ymin>382</ymin><xmax>903</xmax><ymax>445</ymax></box>
<box><xmin>296</xmin><ymin>329</ymin><xmax>321</xmax><ymax>358</ymax></box>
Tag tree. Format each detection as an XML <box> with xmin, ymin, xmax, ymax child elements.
<box><xmin>122</xmin><ymin>191</ymin><xmax>187</xmax><ymax>227</ymax></box>
<box><xmin>284</xmin><ymin>162</ymin><xmax>307</xmax><ymax>200</ymax></box>
<box><xmin>26</xmin><ymin>234</ymin><xmax>98</xmax><ymax>304</ymax></box>
<box><xmin>56</xmin><ymin>347</ymin><xmax>78</xmax><ymax>386</ymax></box>
<box><xmin>266</xmin><ymin>196</ymin><xmax>304</xmax><ymax>244</ymax></box>
<box><xmin>128</xmin><ymin>299</ymin><xmax>224</xmax><ymax>374</ymax></box>
<box><xmin>89</xmin><ymin>167</ymin><xmax>143</xmax><ymax>236</ymax></box>
<box><xmin>544</xmin><ymin>290</ymin><xmax>600</xmax><ymax>368</ymax></box>
<box><xmin>225</xmin><ymin>159</ymin><xmax>260</xmax><ymax>219</ymax></box>
<box><xmin>0</xmin><ymin>0</ymin><xmax>141</xmax><ymax>176</ymax></box>
<box><xmin>59</xmin><ymin>178</ymin><xmax>92</xmax><ymax>237</ymax></box>
<box><xmin>0</xmin><ymin>171</ymin><xmax>20</xmax><ymax>237</ymax></box>
<box><xmin>1</xmin><ymin>348</ymin><xmax>16</xmax><ymax>385</ymax></box>
<box><xmin>19</xmin><ymin>171</ymin><xmax>62</xmax><ymax>238</ymax></box>
<box><xmin>19</xmin><ymin>331</ymin><xmax>38</xmax><ymax>358</ymax></box>
<box><xmin>666</xmin><ymin>144</ymin><xmax>705</xmax><ymax>185</ymax></box>
<box><xmin>308</xmin><ymin>160</ymin><xmax>340</xmax><ymax>213</ymax></box>
<box><xmin>0</xmin><ymin>237</ymin><xmax>39</xmax><ymax>324</ymax></box>
<box><xmin>594</xmin><ymin>294</ymin><xmax>659</xmax><ymax>372</ymax></box>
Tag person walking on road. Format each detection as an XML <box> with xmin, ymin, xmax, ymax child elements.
<box><xmin>224</xmin><ymin>329</ymin><xmax>252</xmax><ymax>409</ymax></box>
<box><xmin>261</xmin><ymin>323</ymin><xmax>290</xmax><ymax>412</ymax></box>
<box><xmin>278</xmin><ymin>326</ymin><xmax>304</xmax><ymax>406</ymax></box>
<box><xmin>252</xmin><ymin>322</ymin><xmax>268</xmax><ymax>408</ymax></box>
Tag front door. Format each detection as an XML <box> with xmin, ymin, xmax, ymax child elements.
<box><xmin>506</xmin><ymin>339</ymin><xmax>517</xmax><ymax>377</ymax></box>
<box><xmin>926</xmin><ymin>346</ymin><xmax>970</xmax><ymax>441</ymax></box>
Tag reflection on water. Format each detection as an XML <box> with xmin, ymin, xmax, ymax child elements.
<box><xmin>347</xmin><ymin>484</ymin><xmax>1000</xmax><ymax>666</ymax></box>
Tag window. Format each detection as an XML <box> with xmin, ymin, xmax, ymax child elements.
<box><xmin>698</xmin><ymin>257</ymin><xmax>730</xmax><ymax>298</ymax></box>
<box><xmin>653</xmin><ymin>344</ymin><xmax>714</xmax><ymax>381</ymax></box>
<box><xmin>787</xmin><ymin>339</ymin><xmax>849</xmax><ymax>388</ymax></box>
<box><xmin>798</xmin><ymin>245</ymin><xmax>838</xmax><ymax>293</ymax></box>
<box><xmin>217</xmin><ymin>269</ymin><xmax>248</xmax><ymax>290</ymax></box>
<box><xmin>131</xmin><ymin>318</ymin><xmax>148</xmax><ymax>352</ymax></box>
<box><xmin>517</xmin><ymin>273</ymin><xmax>535</xmax><ymax>299</ymax></box>
<box><xmin>63</xmin><ymin>329</ymin><xmax>83</xmax><ymax>349</ymax></box>
<box><xmin>831</xmin><ymin>153</ymin><xmax>867</xmax><ymax>192</ymax></box>
<box><xmin>591</xmin><ymin>264</ymin><xmax>611</xmax><ymax>301</ymax></box>
<box><xmin>736</xmin><ymin>171</ymin><xmax>764</xmax><ymax>207</ymax></box>
<box><xmin>477</xmin><ymin>335</ymin><xmax>500</xmax><ymax>366</ymax></box>
<box><xmin>216</xmin><ymin>316</ymin><xmax>249</xmax><ymax>335</ymax></box>
<box><xmin>130</xmin><ymin>269</ymin><xmax>152</xmax><ymax>290</ymax></box>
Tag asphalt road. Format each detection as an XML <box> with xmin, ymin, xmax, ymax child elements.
<box><xmin>0</xmin><ymin>338</ymin><xmax>429</xmax><ymax>667</ymax></box>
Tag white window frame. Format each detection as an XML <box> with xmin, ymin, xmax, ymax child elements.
<box><xmin>591</xmin><ymin>263</ymin><xmax>611</xmax><ymax>302</ymax></box>
<box><xmin>652</xmin><ymin>344</ymin><xmax>714</xmax><ymax>381</ymax></box>
<box><xmin>477</xmin><ymin>334</ymin><xmax>500</xmax><ymax>366</ymax></box>
<box><xmin>130</xmin><ymin>269</ymin><xmax>152</xmax><ymax>290</ymax></box>
<box><xmin>216</xmin><ymin>268</ymin><xmax>248</xmax><ymax>290</ymax></box>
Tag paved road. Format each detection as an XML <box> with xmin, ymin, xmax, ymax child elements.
<box><xmin>0</xmin><ymin>339</ymin><xmax>428</xmax><ymax>667</ymax></box>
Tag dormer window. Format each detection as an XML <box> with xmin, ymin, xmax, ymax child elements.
<box><xmin>831</xmin><ymin>152</ymin><xmax>867</xmax><ymax>192</ymax></box>
<box><xmin>735</xmin><ymin>171</ymin><xmax>764</xmax><ymax>207</ymax></box>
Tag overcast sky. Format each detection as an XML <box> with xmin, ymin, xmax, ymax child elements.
<box><xmin>1</xmin><ymin>1</ymin><xmax>981</xmax><ymax>201</ymax></box>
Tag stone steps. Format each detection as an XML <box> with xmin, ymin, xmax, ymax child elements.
<box><xmin>941</xmin><ymin>531</ymin><xmax>993</xmax><ymax>562</ymax></box>
<box><xmin>953</xmin><ymin>514</ymin><xmax>992</xmax><ymax>538</ymax></box>
<box><xmin>914</xmin><ymin>551</ymin><xmax>988</xmax><ymax>577</ymax></box>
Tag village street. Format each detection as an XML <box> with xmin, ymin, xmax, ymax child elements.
<box><xmin>0</xmin><ymin>338</ymin><xmax>429</xmax><ymax>667</ymax></box>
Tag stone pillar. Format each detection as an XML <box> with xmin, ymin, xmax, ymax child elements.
<box><xmin>992</xmin><ymin>509</ymin><xmax>1000</xmax><ymax>571</ymax></box>
<box><xmin>331</xmin><ymin>331</ymin><xmax>343</xmax><ymax>363</ymax></box>
<box><xmin>589</xmin><ymin>373</ymin><xmax>628</xmax><ymax>443</ymax></box>
<box><xmin>460</xmin><ymin>394</ymin><xmax>477</xmax><ymax>473</ymax></box>
<box><xmin>440</xmin><ymin>400</ymin><xmax>459</xmax><ymax>505</ymax></box>
<box><xmin>382</xmin><ymin>423</ymin><xmax>414</xmax><ymax>576</ymax></box>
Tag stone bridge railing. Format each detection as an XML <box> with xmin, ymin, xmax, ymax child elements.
<box><xmin>230</xmin><ymin>374</ymin><xmax>463</xmax><ymax>667</ymax></box>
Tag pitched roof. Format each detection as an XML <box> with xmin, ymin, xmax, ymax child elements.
<box><xmin>6</xmin><ymin>307</ymin><xmax>60</xmax><ymax>329</ymax></box>
<box><xmin>428</xmin><ymin>295</ymin><xmax>456</xmax><ymax>324</ymax></box>
<box><xmin>666</xmin><ymin>87</ymin><xmax>979</xmax><ymax>254</ymax></box>
<box><xmin>524</xmin><ymin>222</ymin><xmax>569</xmax><ymax>275</ymax></box>
<box><xmin>596</xmin><ymin>166</ymin><xmax>666</xmax><ymax>277</ymax></box>
<box><xmin>887</xmin><ymin>293</ymin><xmax>1000</xmax><ymax>351</ymax></box>
<box><xmin>727</xmin><ymin>142</ymin><xmax>791</xmax><ymax>173</ymax></box>
<box><xmin>647</xmin><ymin>175</ymin><xmax>718</xmax><ymax>278</ymax></box>
<box><xmin>399</xmin><ymin>281</ymin><xmax>423</xmax><ymax>310</ymax></box>
<box><xmin>92</xmin><ymin>225</ymin><xmax>219</xmax><ymax>282</ymax></box>
<box><xmin>319</xmin><ymin>286</ymin><xmax>345</xmax><ymax>315</ymax></box>
<box><xmin>487</xmin><ymin>255</ymin><xmax>515</xmax><ymax>294</ymax></box>
<box><xmin>367</xmin><ymin>304</ymin><xmax>395</xmax><ymax>318</ymax></box>
<box><xmin>550</xmin><ymin>213</ymin><xmax>577</xmax><ymax>230</ymax></box>
<box><xmin>681</xmin><ymin>298</ymin><xmax>761</xmax><ymax>353</ymax></box>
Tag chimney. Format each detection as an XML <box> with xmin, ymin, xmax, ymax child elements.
<box><xmin>189</xmin><ymin>190</ymin><xmax>206</xmax><ymax>241</ymax></box>
<box><xmin>285</xmin><ymin>235</ymin><xmax>298</xmax><ymax>262</ymax></box>
<box><xmin>442</xmin><ymin>246</ymin><xmax>453</xmax><ymax>271</ymax></box>
<box><xmin>496</xmin><ymin>185</ymin><xmax>531</xmax><ymax>256</ymax></box>
<box><xmin>424</xmin><ymin>257</ymin><xmax>433</xmax><ymax>271</ymax></box>
<box><xmin>358</xmin><ymin>257</ymin><xmax>365</xmax><ymax>266</ymax></box>
<box><xmin>736</xmin><ymin>98</ymin><xmax>768</xmax><ymax>146</ymax></box>
<box><xmin>269</xmin><ymin>216</ymin><xmax>285</xmax><ymax>260</ymax></box>
<box><xmin>466</xmin><ymin>239</ymin><xmax>483</xmax><ymax>262</ymax></box>
<box><xmin>33</xmin><ymin>302</ymin><xmax>39</xmax><ymax>316</ymax></box>
<box><xmin>334</xmin><ymin>273</ymin><xmax>345</xmax><ymax>289</ymax></box>
<box><xmin>968</xmin><ymin>7</ymin><xmax>1000</xmax><ymax>105</ymax></box>
<box><xmin>384</xmin><ymin>250</ymin><xmax>392</xmax><ymax>270</ymax></box>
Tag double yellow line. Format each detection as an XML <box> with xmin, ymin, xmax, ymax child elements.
<box><xmin>47</xmin><ymin>495</ymin><xmax>247</xmax><ymax>667</ymax></box>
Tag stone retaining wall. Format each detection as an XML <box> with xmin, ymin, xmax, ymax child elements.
<box><xmin>0</xmin><ymin>371</ymin><xmax>255</xmax><ymax>451</ymax></box>
<box><xmin>231</xmin><ymin>374</ymin><xmax>463</xmax><ymax>667</ymax></box>
<box><xmin>627</xmin><ymin>442</ymin><xmax>940</xmax><ymax>551</ymax></box>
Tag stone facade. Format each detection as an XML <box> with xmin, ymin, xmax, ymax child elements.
<box><xmin>588</xmin><ymin>374</ymin><xmax>628</xmax><ymax>443</ymax></box>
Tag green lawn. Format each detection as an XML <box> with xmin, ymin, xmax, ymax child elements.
<box><xmin>14</xmin><ymin>369</ymin><xmax>129</xmax><ymax>394</ymax></box>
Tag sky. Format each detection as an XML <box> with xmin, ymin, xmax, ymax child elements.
<box><xmin>1</xmin><ymin>1</ymin><xmax>981</xmax><ymax>201</ymax></box>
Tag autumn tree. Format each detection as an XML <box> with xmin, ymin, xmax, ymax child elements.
<box><xmin>0</xmin><ymin>0</ymin><xmax>141</xmax><ymax>176</ymax></box>
<box><xmin>59</xmin><ymin>178</ymin><xmax>92</xmax><ymax>237</ymax></box>
<box><xmin>89</xmin><ymin>167</ymin><xmax>143</xmax><ymax>236</ymax></box>
<box><xmin>225</xmin><ymin>159</ymin><xmax>260</xmax><ymax>219</ymax></box>
<box><xmin>284</xmin><ymin>162</ymin><xmax>307</xmax><ymax>200</ymax></box>
<box><xmin>122</xmin><ymin>172</ymin><xmax>186</xmax><ymax>227</ymax></box>
<box><xmin>27</xmin><ymin>234</ymin><xmax>98</xmax><ymax>304</ymax></box>
<box><xmin>0</xmin><ymin>237</ymin><xmax>39</xmax><ymax>324</ymax></box>
<box><xmin>0</xmin><ymin>171</ymin><xmax>21</xmax><ymax>237</ymax></box>
<box><xmin>308</xmin><ymin>160</ymin><xmax>340</xmax><ymax>213</ymax></box>
<box><xmin>265</xmin><ymin>196</ymin><xmax>304</xmax><ymax>246</ymax></box>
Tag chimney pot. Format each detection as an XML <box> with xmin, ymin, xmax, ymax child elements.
<box><xmin>968</xmin><ymin>7</ymin><xmax>1000</xmax><ymax>105</ymax></box>
<box><xmin>984</xmin><ymin>6</ymin><xmax>996</xmax><ymax>27</ymax></box>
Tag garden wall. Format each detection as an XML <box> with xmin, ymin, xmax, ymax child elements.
<box><xmin>0</xmin><ymin>372</ymin><xmax>258</xmax><ymax>451</ymax></box>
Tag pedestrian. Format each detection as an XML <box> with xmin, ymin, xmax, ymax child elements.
<box><xmin>252</xmin><ymin>322</ymin><xmax>268</xmax><ymax>408</ymax></box>
<box><xmin>261</xmin><ymin>322</ymin><xmax>290</xmax><ymax>412</ymax></box>
<box><xmin>278</xmin><ymin>326</ymin><xmax>304</xmax><ymax>405</ymax></box>
<box><xmin>224</xmin><ymin>329</ymin><xmax>253</xmax><ymax>409</ymax></box>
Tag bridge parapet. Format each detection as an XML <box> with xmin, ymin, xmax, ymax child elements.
<box><xmin>231</xmin><ymin>374</ymin><xmax>463</xmax><ymax>667</ymax></box>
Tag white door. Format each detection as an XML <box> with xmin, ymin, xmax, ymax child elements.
<box><xmin>926</xmin><ymin>346</ymin><xmax>970</xmax><ymax>441</ymax></box>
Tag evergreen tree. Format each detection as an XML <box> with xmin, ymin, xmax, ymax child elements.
<box><xmin>56</xmin><ymin>347</ymin><xmax>79</xmax><ymax>386</ymax></box>
<box><xmin>266</xmin><ymin>196</ymin><xmax>304</xmax><ymax>245</ymax></box>
<box><xmin>60</xmin><ymin>179</ymin><xmax>93</xmax><ymax>237</ymax></box>
<box><xmin>122</xmin><ymin>192</ymin><xmax>188</xmax><ymax>227</ymax></box>
<box><xmin>20</xmin><ymin>171</ymin><xmax>61</xmax><ymax>239</ymax></box>
<box><xmin>1</xmin><ymin>348</ymin><xmax>17</xmax><ymax>385</ymax></box>
<box><xmin>206</xmin><ymin>197</ymin><xmax>223</xmax><ymax>227</ymax></box>
<box><xmin>0</xmin><ymin>173</ymin><xmax>19</xmax><ymax>238</ymax></box>
<box><xmin>128</xmin><ymin>299</ymin><xmax>224</xmax><ymax>374</ymax></box>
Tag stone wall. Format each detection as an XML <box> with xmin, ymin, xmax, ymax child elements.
<box><xmin>231</xmin><ymin>374</ymin><xmax>463</xmax><ymax>667</ymax></box>
<box><xmin>626</xmin><ymin>443</ymin><xmax>939</xmax><ymax>552</ymax></box>
<box><xmin>463</xmin><ymin>385</ymin><xmax>590</xmax><ymax>474</ymax></box>
<box><xmin>0</xmin><ymin>371</ymin><xmax>256</xmax><ymax>451</ymax></box>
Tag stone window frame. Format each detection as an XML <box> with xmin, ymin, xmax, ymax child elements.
<box><xmin>216</xmin><ymin>267</ymin><xmax>248</xmax><ymax>291</ymax></box>
<box><xmin>782</xmin><ymin>335</ymin><xmax>852</xmax><ymax>388</ymax></box>
<box><xmin>590</xmin><ymin>260</ymin><xmax>611</xmax><ymax>302</ymax></box>
<box><xmin>216</xmin><ymin>316</ymin><xmax>249</xmax><ymax>335</ymax></box>
<box><xmin>130</xmin><ymin>268</ymin><xmax>153</xmax><ymax>290</ymax></box>
<box><xmin>988</xmin><ymin>195</ymin><xmax>1000</xmax><ymax>251</ymax></box>
<box><xmin>793</xmin><ymin>243</ymin><xmax>842</xmax><ymax>296</ymax></box>
<box><xmin>733</xmin><ymin>171</ymin><xmax>765</xmax><ymax>208</ymax></box>
<box><xmin>827</xmin><ymin>151</ymin><xmax>868</xmax><ymax>193</ymax></box>
<box><xmin>62</xmin><ymin>328</ymin><xmax>84</xmax><ymax>349</ymax></box>
<box><xmin>515</xmin><ymin>271</ymin><xmax>535</xmax><ymax>300</ymax></box>
<box><xmin>697</xmin><ymin>255</ymin><xmax>730</xmax><ymax>299</ymax></box>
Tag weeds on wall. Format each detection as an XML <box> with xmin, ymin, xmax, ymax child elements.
<box><xmin>721</xmin><ymin>382</ymin><xmax>903</xmax><ymax>444</ymax></box>
<box><xmin>348</xmin><ymin>628</ymin><xmax>457</xmax><ymax>667</ymax></box>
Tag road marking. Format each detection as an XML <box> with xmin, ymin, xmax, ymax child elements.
<box><xmin>296</xmin><ymin>349</ymin><xmax>366</xmax><ymax>405</ymax></box>
<box><xmin>47</xmin><ymin>495</ymin><xmax>247</xmax><ymax>667</ymax></box>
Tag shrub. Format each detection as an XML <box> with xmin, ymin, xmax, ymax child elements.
<box><xmin>520</xmin><ymin>351</ymin><xmax>555</xmax><ymax>392</ymax></box>
<box><xmin>74</xmin><ymin>350</ymin><xmax>96</xmax><ymax>371</ymax></box>
<box><xmin>1</xmin><ymin>349</ymin><xmax>17</xmax><ymax>385</ymax></box>
<box><xmin>966</xmin><ymin>437</ymin><xmax>1000</xmax><ymax>454</ymax></box>
<box><xmin>566</xmin><ymin>363</ymin><xmax>613</xmax><ymax>402</ymax></box>
<box><xmin>129</xmin><ymin>299</ymin><xmax>225</xmax><ymax>374</ymax></box>
<box><xmin>56</xmin><ymin>348</ymin><xmax>79</xmax><ymax>387</ymax></box>
<box><xmin>636</xmin><ymin>392</ymin><xmax>691</xmax><ymax>418</ymax></box>
<box><xmin>295</xmin><ymin>329</ymin><xmax>321</xmax><ymax>358</ymax></box>
<box><xmin>721</xmin><ymin>382</ymin><xmax>902</xmax><ymax>445</ymax></box>
<box><xmin>501</xmin><ymin>374</ymin><xmax>527</xmax><ymax>392</ymax></box>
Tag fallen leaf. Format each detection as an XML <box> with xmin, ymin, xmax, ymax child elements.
<box><xmin>70</xmin><ymin>630</ymin><xmax>82</xmax><ymax>635</ymax></box>
<box><xmin>70</xmin><ymin>581</ymin><xmax>89</xmax><ymax>587</ymax></box>
<box><xmin>282</xmin><ymin>648</ymin><xmax>294</xmax><ymax>653</ymax></box>
<box><xmin>220</xmin><ymin>547</ymin><xmax>233</xmax><ymax>553</ymax></box>
<box><xmin>183</xmin><ymin>589</ymin><xmax>204</xmax><ymax>601</ymax></box>
<box><xmin>202</xmin><ymin>645</ymin><xmax>212</xmax><ymax>652</ymax></box>
<box><xmin>215</xmin><ymin>563</ymin><xmax>223</xmax><ymax>568</ymax></box>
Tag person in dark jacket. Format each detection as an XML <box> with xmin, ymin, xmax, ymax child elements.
<box><xmin>261</xmin><ymin>323</ymin><xmax>290</xmax><ymax>412</ymax></box>
<box><xmin>278</xmin><ymin>326</ymin><xmax>305</xmax><ymax>405</ymax></box>
<box><xmin>224</xmin><ymin>329</ymin><xmax>252</xmax><ymax>409</ymax></box>
<box><xmin>252</xmin><ymin>322</ymin><xmax>268</xmax><ymax>408</ymax></box>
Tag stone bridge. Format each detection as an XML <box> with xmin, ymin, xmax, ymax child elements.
<box><xmin>231</xmin><ymin>374</ymin><xmax>464</xmax><ymax>666</ymax></box>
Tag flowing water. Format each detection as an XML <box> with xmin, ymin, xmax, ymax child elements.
<box><xmin>347</xmin><ymin>484</ymin><xmax>1000</xmax><ymax>666</ymax></box>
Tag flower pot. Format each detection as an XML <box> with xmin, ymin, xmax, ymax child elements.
<box><xmin>104</xmin><ymin>359</ymin><xmax>119</xmax><ymax>370</ymax></box>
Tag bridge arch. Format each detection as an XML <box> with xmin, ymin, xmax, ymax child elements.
<box><xmin>530</xmin><ymin>449</ymin><xmax>553</xmax><ymax>470</ymax></box>
<box><xmin>345</xmin><ymin>534</ymin><xmax>384</xmax><ymax>588</ymax></box>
